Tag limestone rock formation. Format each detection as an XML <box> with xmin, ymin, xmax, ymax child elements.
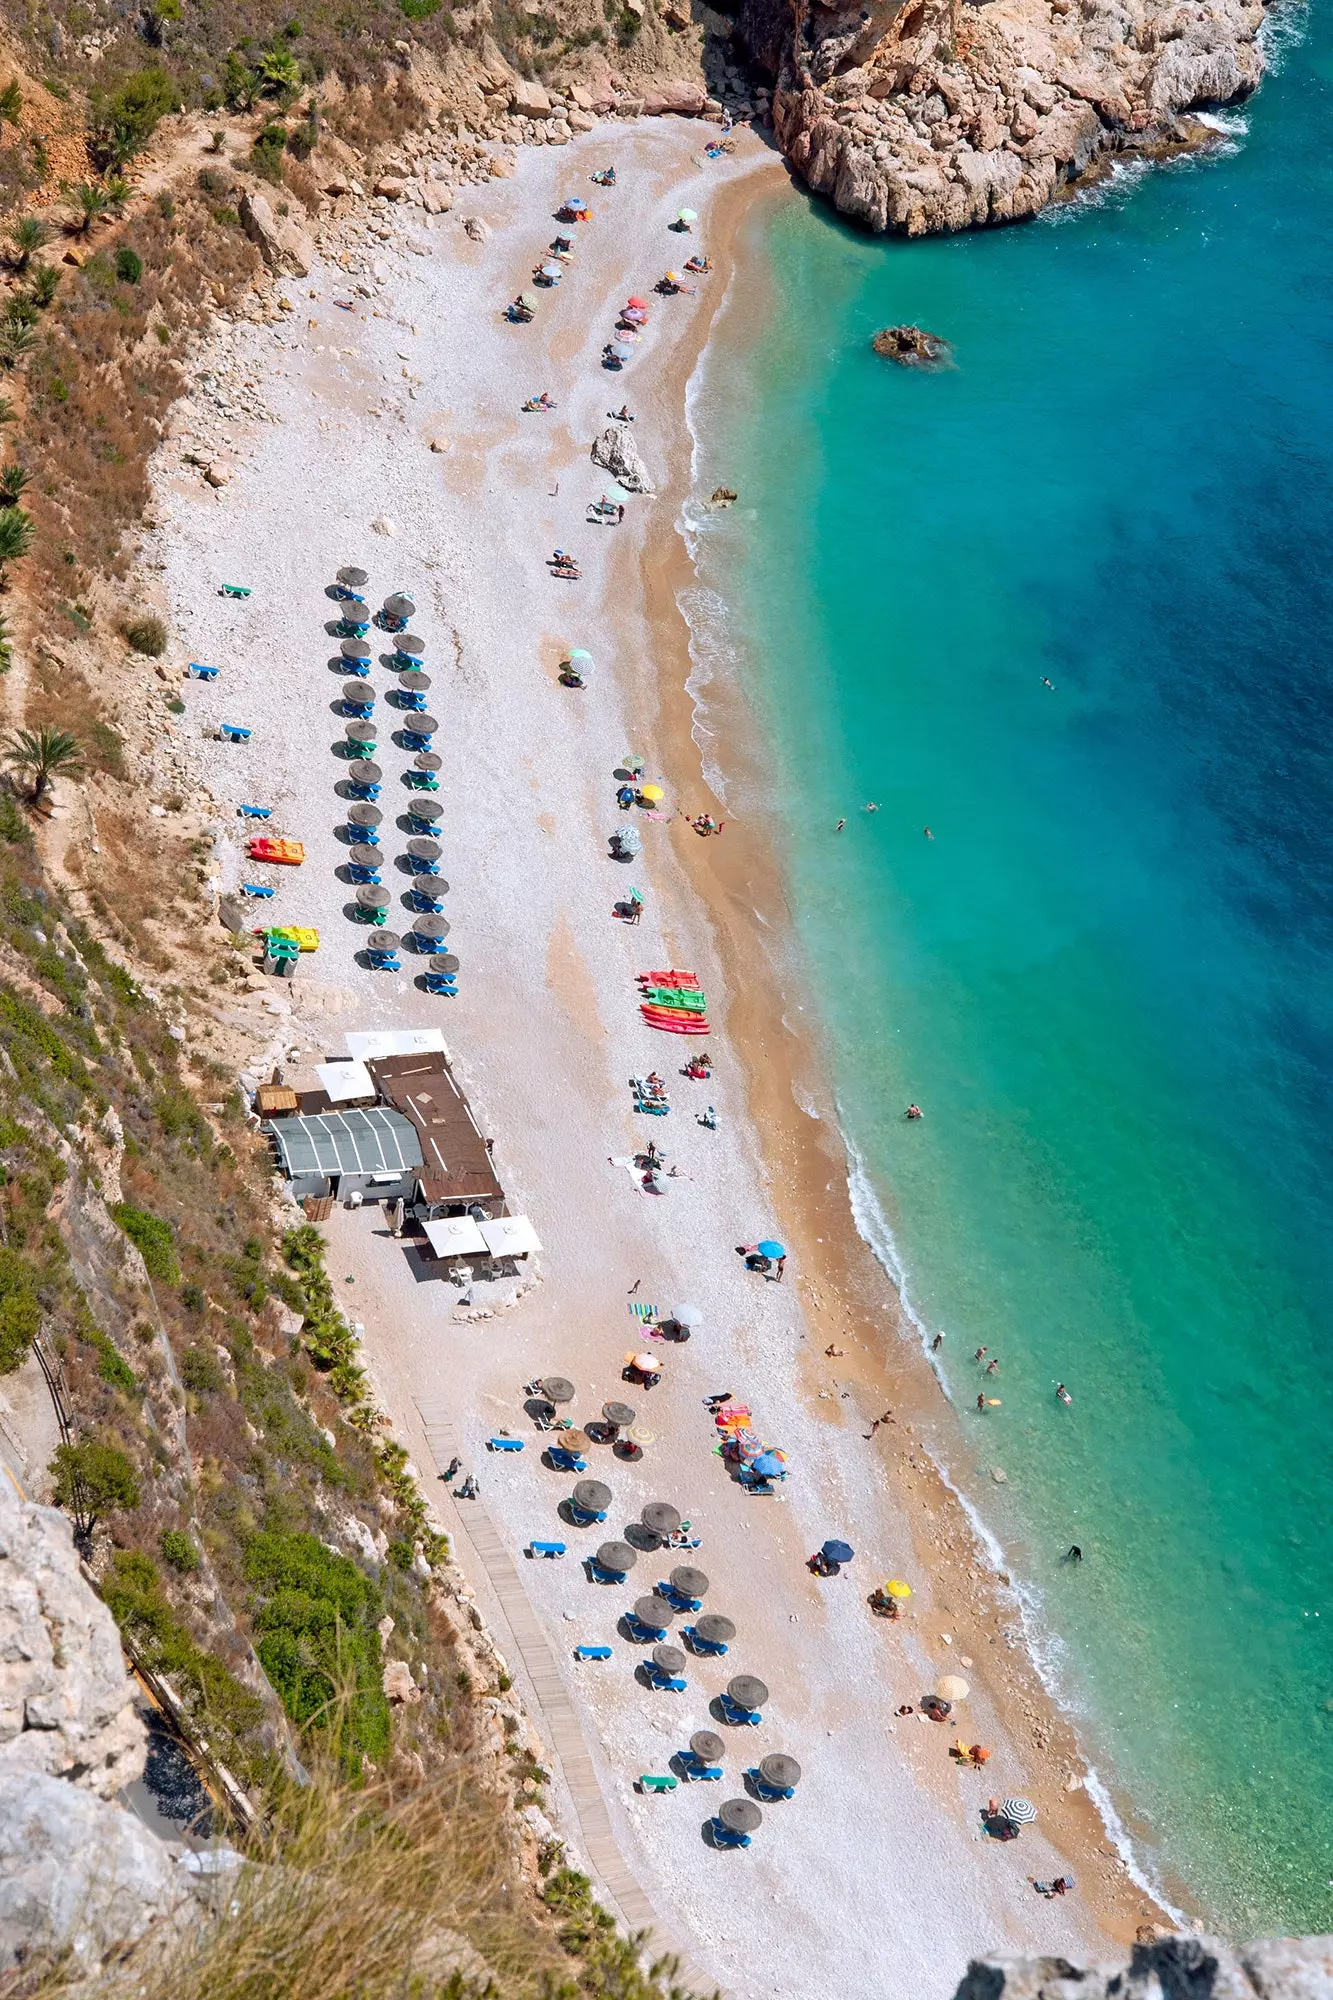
<box><xmin>591</xmin><ymin>423</ymin><xmax>656</xmax><ymax>495</ymax></box>
<box><xmin>0</xmin><ymin>1769</ymin><xmax>183</xmax><ymax>1973</ymax></box>
<box><xmin>737</xmin><ymin>0</ymin><xmax>1267</xmax><ymax>234</ymax></box>
<box><xmin>0</xmin><ymin>1473</ymin><xmax>144</xmax><ymax>1795</ymax></box>
<box><xmin>873</xmin><ymin>322</ymin><xmax>952</xmax><ymax>364</ymax></box>
<box><xmin>238</xmin><ymin>190</ymin><xmax>315</xmax><ymax>278</ymax></box>
<box><xmin>950</xmin><ymin>1932</ymin><xmax>1333</xmax><ymax>1998</ymax></box>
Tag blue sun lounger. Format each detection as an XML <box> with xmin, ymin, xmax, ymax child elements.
<box><xmin>547</xmin><ymin>1445</ymin><xmax>586</xmax><ymax>1472</ymax></box>
<box><xmin>486</xmin><ymin>1437</ymin><xmax>524</xmax><ymax>1453</ymax></box>
<box><xmin>683</xmin><ymin>1624</ymin><xmax>728</xmax><ymax>1657</ymax></box>
<box><xmin>677</xmin><ymin>1751</ymin><xmax>723</xmax><ymax>1781</ymax></box>
<box><xmin>574</xmin><ymin>1645</ymin><xmax>612</xmax><ymax>1661</ymax></box>
<box><xmin>241</xmin><ymin>882</ymin><xmax>276</xmax><ymax>899</ymax></box>
<box><xmin>529</xmin><ymin>1541</ymin><xmax>566</xmax><ymax>1559</ymax></box>
<box><xmin>220</xmin><ymin>723</ymin><xmax>252</xmax><ymax>743</ymax></box>
<box><xmin>238</xmin><ymin>803</ymin><xmax>272</xmax><ymax>819</ymax></box>
<box><xmin>710</xmin><ymin>1819</ymin><xmax>751</xmax><ymax>1849</ymax></box>
<box><xmin>189</xmin><ymin>662</ymin><xmax>220</xmax><ymax>682</ymax></box>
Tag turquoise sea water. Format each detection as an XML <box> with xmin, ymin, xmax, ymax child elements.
<box><xmin>690</xmin><ymin>9</ymin><xmax>1333</xmax><ymax>1935</ymax></box>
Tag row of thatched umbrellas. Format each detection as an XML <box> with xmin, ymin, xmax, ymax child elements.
<box><xmin>336</xmin><ymin>570</ymin><xmax>459</xmax><ymax>968</ymax></box>
<box><xmin>537</xmin><ymin>1373</ymin><xmax>799</xmax><ymax>1837</ymax></box>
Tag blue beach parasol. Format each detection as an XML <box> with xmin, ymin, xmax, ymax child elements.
<box><xmin>757</xmin><ymin>1240</ymin><xmax>785</xmax><ymax>1259</ymax></box>
<box><xmin>751</xmin><ymin>1453</ymin><xmax>785</xmax><ymax>1477</ymax></box>
<box><xmin>822</xmin><ymin>1540</ymin><xmax>855</xmax><ymax>1564</ymax></box>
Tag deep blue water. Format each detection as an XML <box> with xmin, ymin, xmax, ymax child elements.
<box><xmin>691</xmin><ymin>5</ymin><xmax>1333</xmax><ymax>1933</ymax></box>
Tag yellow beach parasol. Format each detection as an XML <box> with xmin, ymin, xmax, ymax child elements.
<box><xmin>937</xmin><ymin>1675</ymin><xmax>970</xmax><ymax>1703</ymax></box>
<box><xmin>885</xmin><ymin>1578</ymin><xmax>912</xmax><ymax>1600</ymax></box>
<box><xmin>640</xmin><ymin>784</ymin><xmax>665</xmax><ymax>802</ymax></box>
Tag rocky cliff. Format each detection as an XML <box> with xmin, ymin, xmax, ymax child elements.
<box><xmin>950</xmin><ymin>1932</ymin><xmax>1333</xmax><ymax>1997</ymax></box>
<box><xmin>738</xmin><ymin>0</ymin><xmax>1268</xmax><ymax>233</ymax></box>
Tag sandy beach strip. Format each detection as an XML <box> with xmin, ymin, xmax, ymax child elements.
<box><xmin>140</xmin><ymin>119</ymin><xmax>1163</xmax><ymax>1996</ymax></box>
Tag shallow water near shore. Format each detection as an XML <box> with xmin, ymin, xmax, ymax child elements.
<box><xmin>689</xmin><ymin>5</ymin><xmax>1333</xmax><ymax>1936</ymax></box>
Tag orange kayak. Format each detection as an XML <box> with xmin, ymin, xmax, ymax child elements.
<box><xmin>248</xmin><ymin>837</ymin><xmax>305</xmax><ymax>865</ymax></box>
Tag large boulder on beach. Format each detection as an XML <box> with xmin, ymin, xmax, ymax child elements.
<box><xmin>510</xmin><ymin>78</ymin><xmax>552</xmax><ymax>118</ymax></box>
<box><xmin>591</xmin><ymin>424</ymin><xmax>655</xmax><ymax>496</ymax></box>
<box><xmin>949</xmin><ymin>1933</ymin><xmax>1333</xmax><ymax>1998</ymax></box>
<box><xmin>238</xmin><ymin>190</ymin><xmax>314</xmax><ymax>278</ymax></box>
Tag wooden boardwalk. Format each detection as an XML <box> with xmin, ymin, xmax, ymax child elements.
<box><xmin>414</xmin><ymin>1401</ymin><xmax>718</xmax><ymax>1995</ymax></box>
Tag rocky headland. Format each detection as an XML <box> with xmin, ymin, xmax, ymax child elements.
<box><xmin>739</xmin><ymin>0</ymin><xmax>1268</xmax><ymax>233</ymax></box>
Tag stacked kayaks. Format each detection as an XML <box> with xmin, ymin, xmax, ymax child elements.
<box><xmin>637</xmin><ymin>968</ymin><xmax>710</xmax><ymax>1035</ymax></box>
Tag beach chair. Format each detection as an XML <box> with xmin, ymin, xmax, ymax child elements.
<box><xmin>347</xmin><ymin>781</ymin><xmax>381</xmax><ymax>801</ymax></box>
<box><xmin>337</xmin><ymin>617</ymin><xmax>371</xmax><ymax>639</ymax></box>
<box><xmin>587</xmin><ymin>1558</ymin><xmax>628</xmax><ymax>1584</ymax></box>
<box><xmin>219</xmin><ymin>584</ymin><xmax>251</xmax><ymax>598</ymax></box>
<box><xmin>646</xmin><ymin>1669</ymin><xmax>687</xmax><ymax>1693</ymax></box>
<box><xmin>404</xmin><ymin>769</ymin><xmax>439</xmax><ymax>791</ymax></box>
<box><xmin>569</xmin><ymin>1501</ymin><xmax>607</xmax><ymax>1526</ymax></box>
<box><xmin>241</xmin><ymin>882</ymin><xmax>276</xmax><ymax>899</ymax></box>
<box><xmin>747</xmin><ymin>1769</ymin><xmax>795</xmax><ymax>1801</ymax></box>
<box><xmin>189</xmin><ymin>662</ymin><xmax>220</xmax><ymax>682</ymax></box>
<box><xmin>346</xmin><ymin>824</ymin><xmax>380</xmax><ymax>846</ymax></box>
<box><xmin>367</xmin><ymin>953</ymin><xmax>400</xmax><ymax>972</ymax></box>
<box><xmin>529</xmin><ymin>1541</ymin><xmax>566</xmax><ymax>1559</ymax></box>
<box><xmin>574</xmin><ymin>1645</ymin><xmax>612</xmax><ymax>1661</ymax></box>
<box><xmin>487</xmin><ymin>1437</ymin><xmax>524</xmax><ymax>1453</ymax></box>
<box><xmin>677</xmin><ymin>1753</ymin><xmax>723</xmax><ymax>1782</ymax></box>
<box><xmin>547</xmin><ymin>1445</ymin><xmax>586</xmax><ymax>1473</ymax></box>
<box><xmin>719</xmin><ymin>1693</ymin><xmax>763</xmax><ymax>1726</ymax></box>
<box><xmin>683</xmin><ymin>1625</ymin><xmax>728</xmax><ymax>1658</ymax></box>
<box><xmin>710</xmin><ymin>1820</ymin><xmax>751</xmax><ymax>1850</ymax></box>
<box><xmin>220</xmin><ymin>723</ymin><xmax>252</xmax><ymax>743</ymax></box>
<box><xmin>402</xmin><ymin>728</ymin><xmax>434</xmax><ymax>753</ymax></box>
<box><xmin>625</xmin><ymin>1613</ymin><xmax>668</xmax><ymax>1643</ymax></box>
<box><xmin>638</xmin><ymin>1775</ymin><xmax>678</xmax><ymax>1795</ymax></box>
<box><xmin>238</xmin><ymin>803</ymin><xmax>272</xmax><ymax>819</ymax></box>
<box><xmin>659</xmin><ymin>1582</ymin><xmax>702</xmax><ymax>1613</ymax></box>
<box><xmin>425</xmin><ymin>974</ymin><xmax>457</xmax><ymax>997</ymax></box>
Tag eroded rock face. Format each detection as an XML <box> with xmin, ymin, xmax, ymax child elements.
<box><xmin>239</xmin><ymin>189</ymin><xmax>315</xmax><ymax>277</ymax></box>
<box><xmin>949</xmin><ymin>1933</ymin><xmax>1333</xmax><ymax>1999</ymax></box>
<box><xmin>0</xmin><ymin>1474</ymin><xmax>145</xmax><ymax>1795</ymax></box>
<box><xmin>738</xmin><ymin>0</ymin><xmax>1267</xmax><ymax>234</ymax></box>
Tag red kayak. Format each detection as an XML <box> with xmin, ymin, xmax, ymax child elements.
<box><xmin>643</xmin><ymin>1015</ymin><xmax>710</xmax><ymax>1034</ymax></box>
<box><xmin>639</xmin><ymin>969</ymin><xmax>700</xmax><ymax>988</ymax></box>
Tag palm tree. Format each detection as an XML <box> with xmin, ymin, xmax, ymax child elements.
<box><xmin>2</xmin><ymin>728</ymin><xmax>83</xmax><ymax>804</ymax></box>
<box><xmin>0</xmin><ymin>465</ymin><xmax>29</xmax><ymax>506</ymax></box>
<box><xmin>27</xmin><ymin>262</ymin><xmax>58</xmax><ymax>309</ymax></box>
<box><xmin>0</xmin><ymin>507</ymin><xmax>33</xmax><ymax>583</ymax></box>
<box><xmin>0</xmin><ymin>323</ymin><xmax>34</xmax><ymax>370</ymax></box>
<box><xmin>8</xmin><ymin>217</ymin><xmax>48</xmax><ymax>273</ymax></box>
<box><xmin>70</xmin><ymin>182</ymin><xmax>110</xmax><ymax>234</ymax></box>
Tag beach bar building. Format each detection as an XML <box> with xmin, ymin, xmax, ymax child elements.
<box><xmin>265</xmin><ymin>1105</ymin><xmax>423</xmax><ymax>1206</ymax></box>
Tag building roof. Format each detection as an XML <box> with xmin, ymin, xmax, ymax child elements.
<box><xmin>265</xmin><ymin>1106</ymin><xmax>423</xmax><ymax>1180</ymax></box>
<box><xmin>316</xmin><ymin>1060</ymin><xmax>376</xmax><ymax>1104</ymax></box>
<box><xmin>255</xmin><ymin>1085</ymin><xmax>299</xmax><ymax>1115</ymax></box>
<box><xmin>367</xmin><ymin>1053</ymin><xmax>505</xmax><ymax>1208</ymax></box>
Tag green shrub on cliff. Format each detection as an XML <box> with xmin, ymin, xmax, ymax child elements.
<box><xmin>245</xmin><ymin>1529</ymin><xmax>389</xmax><ymax>1767</ymax></box>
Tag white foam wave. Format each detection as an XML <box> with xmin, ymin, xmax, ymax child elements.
<box><xmin>840</xmin><ymin>1114</ymin><xmax>1188</xmax><ymax>1919</ymax></box>
<box><xmin>1257</xmin><ymin>0</ymin><xmax>1309</xmax><ymax>70</ymax></box>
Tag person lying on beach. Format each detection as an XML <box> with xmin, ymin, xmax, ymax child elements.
<box><xmin>610</xmin><ymin>405</ymin><xmax>635</xmax><ymax>421</ymax></box>
<box><xmin>522</xmin><ymin>391</ymin><xmax>557</xmax><ymax>411</ymax></box>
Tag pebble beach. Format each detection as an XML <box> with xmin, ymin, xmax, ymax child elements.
<box><xmin>140</xmin><ymin>117</ymin><xmax>1159</xmax><ymax>1996</ymax></box>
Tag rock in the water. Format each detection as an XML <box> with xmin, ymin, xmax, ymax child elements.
<box><xmin>0</xmin><ymin>1771</ymin><xmax>185</xmax><ymax>1973</ymax></box>
<box><xmin>238</xmin><ymin>190</ymin><xmax>314</xmax><ymax>278</ymax></box>
<box><xmin>709</xmin><ymin>487</ymin><xmax>738</xmax><ymax>508</ymax></box>
<box><xmin>872</xmin><ymin>324</ymin><xmax>951</xmax><ymax>368</ymax></box>
<box><xmin>0</xmin><ymin>1475</ymin><xmax>145</xmax><ymax>1795</ymax></box>
<box><xmin>949</xmin><ymin>1933</ymin><xmax>1333</xmax><ymax>1999</ymax></box>
<box><xmin>590</xmin><ymin>423</ymin><xmax>656</xmax><ymax>496</ymax></box>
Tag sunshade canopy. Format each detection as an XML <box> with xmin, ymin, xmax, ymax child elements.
<box><xmin>423</xmin><ymin>1215</ymin><xmax>487</xmax><ymax>1258</ymax></box>
<box><xmin>1000</xmin><ymin>1798</ymin><xmax>1037</xmax><ymax>1825</ymax></box>
<box><xmin>316</xmin><ymin>1061</ymin><xmax>374</xmax><ymax>1103</ymax></box>
<box><xmin>573</xmin><ymin>1479</ymin><xmax>612</xmax><ymax>1512</ymax></box>
<box><xmin>406</xmin><ymin>713</ymin><xmax>439</xmax><ymax>735</ymax></box>
<box><xmin>541</xmin><ymin>261</ymin><xmax>562</xmax><ymax>277</ymax></box>
<box><xmin>641</xmin><ymin>1502</ymin><xmax>681</xmax><ymax>1537</ymax></box>
<box><xmin>541</xmin><ymin>1376</ymin><xmax>575</xmax><ymax>1404</ymax></box>
<box><xmin>345</xmin><ymin>719</ymin><xmax>378</xmax><ymax>740</ymax></box>
<box><xmin>413</xmin><ymin>915</ymin><xmax>451</xmax><ymax>939</ymax></box>
<box><xmin>822</xmin><ymin>1540</ymin><xmax>855</xmax><ymax>1564</ymax></box>
<box><xmin>395</xmin><ymin>635</ymin><xmax>426</xmax><ymax>657</ymax></box>
<box><xmin>670</xmin><ymin>1565</ymin><xmax>708</xmax><ymax>1599</ymax></box>
<box><xmin>690</xmin><ymin>1730</ymin><xmax>724</xmax><ymax>1762</ymax></box>
<box><xmin>595</xmin><ymin>1541</ymin><xmax>637</xmax><ymax>1573</ymax></box>
<box><xmin>408</xmin><ymin>800</ymin><xmax>443</xmax><ymax>821</ymax></box>
<box><xmin>407</xmin><ymin>837</ymin><xmax>441</xmax><ymax>860</ymax></box>
<box><xmin>759</xmin><ymin>1754</ymin><xmax>801</xmax><ymax>1789</ymax></box>
<box><xmin>568</xmin><ymin>648</ymin><xmax>593</xmax><ymax>665</ymax></box>
<box><xmin>398</xmin><ymin>669</ymin><xmax>431</xmax><ymax>691</ymax></box>
<box><xmin>348</xmin><ymin>803</ymin><xmax>383</xmax><ymax>825</ymax></box>
<box><xmin>695</xmin><ymin>1614</ymin><xmax>736</xmax><ymax>1644</ymax></box>
<box><xmin>383</xmin><ymin>594</ymin><xmax>415</xmax><ymax>618</ymax></box>
<box><xmin>370</xmin><ymin>932</ymin><xmax>401</xmax><ymax>953</ymax></box>
<box><xmin>343</xmin><ymin>681</ymin><xmax>374</xmax><ymax>704</ymax></box>
<box><xmin>626</xmin><ymin>296</ymin><xmax>647</xmax><ymax>309</ymax></box>
<box><xmin>357</xmin><ymin>885</ymin><xmax>389</xmax><ymax>909</ymax></box>
<box><xmin>267</xmin><ymin>1107</ymin><xmax>422</xmax><ymax>1181</ymax></box>
<box><xmin>341</xmin><ymin>636</ymin><xmax>372</xmax><ymax>658</ymax></box>
<box><xmin>727</xmin><ymin>1675</ymin><xmax>767</xmax><ymax>1711</ymax></box>
<box><xmin>347</xmin><ymin>844</ymin><xmax>380</xmax><ymax>868</ymax></box>
<box><xmin>478</xmin><ymin>1216</ymin><xmax>542</xmax><ymax>1257</ymax></box>
<box><xmin>937</xmin><ymin>1675</ymin><xmax>970</xmax><ymax>1702</ymax></box>
<box><xmin>561</xmin><ymin>1429</ymin><xmax>592</xmax><ymax>1452</ymax></box>
<box><xmin>651</xmin><ymin>1644</ymin><xmax>685</xmax><ymax>1674</ymax></box>
<box><xmin>347</xmin><ymin>761</ymin><xmax>382</xmax><ymax>784</ymax></box>
<box><xmin>757</xmin><ymin>1240</ymin><xmax>785</xmax><ymax>1258</ymax></box>
<box><xmin>414</xmin><ymin>752</ymin><xmax>443</xmax><ymax>773</ymax></box>
<box><xmin>886</xmin><ymin>1579</ymin><xmax>913</xmax><ymax>1599</ymax></box>
<box><xmin>610</xmin><ymin>341</ymin><xmax>633</xmax><ymax>359</ymax></box>
<box><xmin>677</xmin><ymin>208</ymin><xmax>697</xmax><ymax>221</ymax></box>
<box><xmin>602</xmin><ymin>1401</ymin><xmax>636</xmax><ymax>1427</ymax></box>
<box><xmin>634</xmin><ymin>1595</ymin><xmax>675</xmax><ymax>1628</ymax></box>
<box><xmin>751</xmin><ymin>1453</ymin><xmax>785</xmax><ymax>1477</ymax></box>
<box><xmin>338</xmin><ymin>566</ymin><xmax>369</xmax><ymax>587</ymax></box>
<box><xmin>718</xmin><ymin>1799</ymin><xmax>761</xmax><ymax>1834</ymax></box>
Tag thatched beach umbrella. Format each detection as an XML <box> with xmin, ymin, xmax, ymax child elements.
<box><xmin>371</xmin><ymin>932</ymin><xmax>402</xmax><ymax>953</ymax></box>
<box><xmin>347</xmin><ymin>760</ymin><xmax>382</xmax><ymax>786</ymax></box>
<box><xmin>595</xmin><ymin>1540</ymin><xmax>637</xmax><ymax>1575</ymax></box>
<box><xmin>572</xmin><ymin>1479</ymin><xmax>612</xmax><ymax>1514</ymax></box>
<box><xmin>398</xmin><ymin>669</ymin><xmax>431</xmax><ymax>694</ymax></box>
<box><xmin>395</xmin><ymin>635</ymin><xmax>426</xmax><ymax>660</ymax></box>
<box><xmin>727</xmin><ymin>1676</ymin><xmax>767</xmax><ymax>1712</ymax></box>
<box><xmin>694</xmin><ymin>1614</ymin><xmax>735</xmax><ymax>1646</ymax></box>
<box><xmin>383</xmin><ymin>593</ymin><xmax>415</xmax><ymax>621</ymax></box>
<box><xmin>670</xmin><ymin>1565</ymin><xmax>709</xmax><ymax>1601</ymax></box>
<box><xmin>347</xmin><ymin>844</ymin><xmax>380</xmax><ymax>870</ymax></box>
<box><xmin>408</xmin><ymin>800</ymin><xmax>443</xmax><ymax>824</ymax></box>
<box><xmin>414</xmin><ymin>751</ymin><xmax>442</xmax><ymax>773</ymax></box>
<box><xmin>541</xmin><ymin>1376</ymin><xmax>575</xmax><ymax>1404</ymax></box>
<box><xmin>602</xmin><ymin>1401</ymin><xmax>636</xmax><ymax>1429</ymax></box>
<box><xmin>651</xmin><ymin>1644</ymin><xmax>685</xmax><ymax>1676</ymax></box>
<box><xmin>406</xmin><ymin>713</ymin><xmax>439</xmax><ymax>737</ymax></box>
<box><xmin>561</xmin><ymin>1428</ymin><xmax>591</xmax><ymax>1453</ymax></box>
<box><xmin>633</xmin><ymin>1594</ymin><xmax>675</xmax><ymax>1629</ymax></box>
<box><xmin>413</xmin><ymin>915</ymin><xmax>450</xmax><ymax>940</ymax></box>
<box><xmin>343</xmin><ymin>682</ymin><xmax>375</xmax><ymax>708</ymax></box>
<box><xmin>690</xmin><ymin>1730</ymin><xmax>724</xmax><ymax>1763</ymax></box>
<box><xmin>338</xmin><ymin>566</ymin><xmax>369</xmax><ymax>588</ymax></box>
<box><xmin>406</xmin><ymin>836</ymin><xmax>441</xmax><ymax>862</ymax></box>
<box><xmin>759</xmin><ymin>1754</ymin><xmax>801</xmax><ymax>1791</ymax></box>
<box><xmin>718</xmin><ymin>1799</ymin><xmax>761</xmax><ymax>1835</ymax></box>
<box><xmin>641</xmin><ymin>1502</ymin><xmax>681</xmax><ymax>1539</ymax></box>
<box><xmin>344</xmin><ymin>719</ymin><xmax>378</xmax><ymax>743</ymax></box>
<box><xmin>436</xmin><ymin>954</ymin><xmax>460</xmax><ymax>974</ymax></box>
<box><xmin>347</xmin><ymin>803</ymin><xmax>382</xmax><ymax>828</ymax></box>
<box><xmin>340</xmin><ymin>636</ymin><xmax>372</xmax><ymax>661</ymax></box>
<box><xmin>356</xmin><ymin>885</ymin><xmax>389</xmax><ymax>912</ymax></box>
